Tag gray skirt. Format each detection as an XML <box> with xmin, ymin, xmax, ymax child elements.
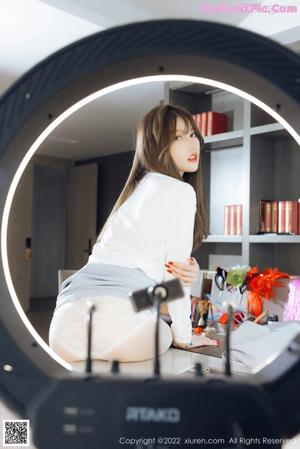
<box><xmin>55</xmin><ymin>262</ymin><xmax>157</xmax><ymax>313</ymax></box>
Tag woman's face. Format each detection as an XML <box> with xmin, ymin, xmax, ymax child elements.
<box><xmin>169</xmin><ymin>116</ymin><xmax>200</xmax><ymax>177</ymax></box>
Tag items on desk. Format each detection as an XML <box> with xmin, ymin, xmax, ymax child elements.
<box><xmin>199</xmin><ymin>296</ymin><xmax>210</xmax><ymax>327</ymax></box>
<box><xmin>214</xmin><ymin>264</ymin><xmax>290</xmax><ymax>318</ymax></box>
<box><xmin>267</xmin><ymin>314</ymin><xmax>279</xmax><ymax>325</ymax></box>
<box><xmin>218</xmin><ymin>311</ymin><xmax>248</xmax><ymax>326</ymax></box>
<box><xmin>203</xmin><ymin>326</ymin><xmax>217</xmax><ymax>338</ymax></box>
<box><xmin>229</xmin><ymin>321</ymin><xmax>300</xmax><ymax>369</ymax></box>
<box><xmin>191</xmin><ymin>296</ymin><xmax>219</xmax><ymax>338</ymax></box>
<box><xmin>283</xmin><ymin>278</ymin><xmax>300</xmax><ymax>321</ymax></box>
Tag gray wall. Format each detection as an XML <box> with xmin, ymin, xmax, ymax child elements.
<box><xmin>30</xmin><ymin>164</ymin><xmax>68</xmax><ymax>300</ymax></box>
<box><xmin>7</xmin><ymin>162</ymin><xmax>34</xmax><ymax>312</ymax></box>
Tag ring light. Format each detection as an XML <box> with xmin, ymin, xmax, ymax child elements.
<box><xmin>0</xmin><ymin>19</ymin><xmax>300</xmax><ymax>448</ymax></box>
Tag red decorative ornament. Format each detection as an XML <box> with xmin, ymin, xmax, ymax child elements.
<box><xmin>216</xmin><ymin>265</ymin><xmax>290</xmax><ymax>321</ymax></box>
<box><xmin>247</xmin><ymin>290</ymin><xmax>264</xmax><ymax>317</ymax></box>
<box><xmin>246</xmin><ymin>268</ymin><xmax>289</xmax><ymax>317</ymax></box>
<box><xmin>218</xmin><ymin>313</ymin><xmax>228</xmax><ymax>324</ymax></box>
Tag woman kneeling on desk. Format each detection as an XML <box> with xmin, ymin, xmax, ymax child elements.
<box><xmin>49</xmin><ymin>103</ymin><xmax>218</xmax><ymax>363</ymax></box>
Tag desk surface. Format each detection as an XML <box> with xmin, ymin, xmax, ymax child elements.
<box><xmin>176</xmin><ymin>334</ymin><xmax>225</xmax><ymax>358</ymax></box>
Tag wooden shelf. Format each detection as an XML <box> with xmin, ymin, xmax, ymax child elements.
<box><xmin>249</xmin><ymin>235</ymin><xmax>300</xmax><ymax>244</ymax></box>
<box><xmin>204</xmin><ymin>235</ymin><xmax>300</xmax><ymax>244</ymax></box>
<box><xmin>203</xmin><ymin>235</ymin><xmax>242</xmax><ymax>243</ymax></box>
<box><xmin>203</xmin><ymin>129</ymin><xmax>243</xmax><ymax>150</ymax></box>
<box><xmin>250</xmin><ymin>122</ymin><xmax>286</xmax><ymax>138</ymax></box>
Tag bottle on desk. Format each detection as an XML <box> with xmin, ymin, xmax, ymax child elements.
<box><xmin>267</xmin><ymin>314</ymin><xmax>279</xmax><ymax>325</ymax></box>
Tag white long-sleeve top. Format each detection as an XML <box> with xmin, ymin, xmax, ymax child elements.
<box><xmin>88</xmin><ymin>171</ymin><xmax>197</xmax><ymax>344</ymax></box>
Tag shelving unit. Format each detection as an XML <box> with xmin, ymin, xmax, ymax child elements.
<box><xmin>203</xmin><ymin>235</ymin><xmax>243</xmax><ymax>243</ymax></box>
<box><xmin>203</xmin><ymin>129</ymin><xmax>243</xmax><ymax>151</ymax></box>
<box><xmin>164</xmin><ymin>81</ymin><xmax>300</xmax><ymax>275</ymax></box>
<box><xmin>249</xmin><ymin>235</ymin><xmax>300</xmax><ymax>244</ymax></box>
<box><xmin>250</xmin><ymin>122</ymin><xmax>284</xmax><ymax>137</ymax></box>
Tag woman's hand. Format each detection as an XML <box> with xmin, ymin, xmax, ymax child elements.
<box><xmin>165</xmin><ymin>257</ymin><xmax>200</xmax><ymax>286</ymax></box>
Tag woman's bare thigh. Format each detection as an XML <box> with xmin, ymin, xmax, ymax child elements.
<box><xmin>48</xmin><ymin>295</ymin><xmax>172</xmax><ymax>363</ymax></box>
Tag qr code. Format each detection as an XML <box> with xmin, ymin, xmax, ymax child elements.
<box><xmin>3</xmin><ymin>420</ymin><xmax>30</xmax><ymax>446</ymax></box>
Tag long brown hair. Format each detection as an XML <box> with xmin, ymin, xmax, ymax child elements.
<box><xmin>96</xmin><ymin>103</ymin><xmax>208</xmax><ymax>252</ymax></box>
